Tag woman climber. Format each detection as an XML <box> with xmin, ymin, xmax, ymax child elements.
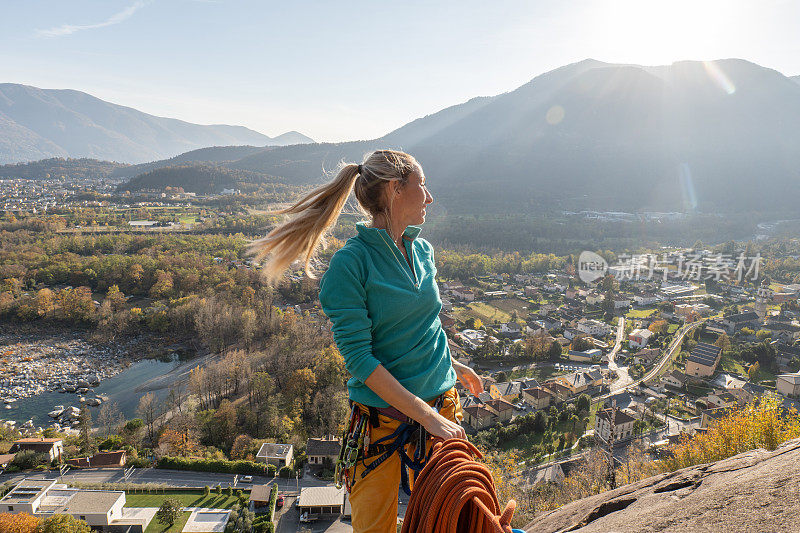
<box><xmin>250</xmin><ymin>149</ymin><xmax>484</xmax><ymax>532</ymax></box>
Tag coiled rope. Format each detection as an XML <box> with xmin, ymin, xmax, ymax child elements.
<box><xmin>401</xmin><ymin>438</ymin><xmax>517</xmax><ymax>533</ymax></box>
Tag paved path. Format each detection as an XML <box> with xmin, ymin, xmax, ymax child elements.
<box><xmin>608</xmin><ymin>316</ymin><xmax>632</xmax><ymax>392</ymax></box>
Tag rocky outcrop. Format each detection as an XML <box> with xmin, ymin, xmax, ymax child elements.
<box><xmin>525</xmin><ymin>437</ymin><xmax>800</xmax><ymax>533</ymax></box>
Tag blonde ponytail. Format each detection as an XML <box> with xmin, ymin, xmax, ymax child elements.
<box><xmin>249</xmin><ymin>163</ymin><xmax>360</xmax><ymax>281</ymax></box>
<box><xmin>250</xmin><ymin>149</ymin><xmax>418</xmax><ymax>282</ymax></box>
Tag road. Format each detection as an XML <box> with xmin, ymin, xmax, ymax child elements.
<box><xmin>0</xmin><ymin>467</ymin><xmax>333</xmax><ymax>492</ymax></box>
<box><xmin>595</xmin><ymin>319</ymin><xmax>703</xmax><ymax>404</ymax></box>
<box><xmin>607</xmin><ymin>316</ymin><xmax>630</xmax><ymax>392</ymax></box>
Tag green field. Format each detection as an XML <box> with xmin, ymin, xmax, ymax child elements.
<box><xmin>626</xmin><ymin>308</ymin><xmax>656</xmax><ymax>319</ymax></box>
<box><xmin>485</xmin><ymin>297</ymin><xmax>532</xmax><ymax>317</ymax></box>
<box><xmin>453</xmin><ymin>302</ymin><xmax>512</xmax><ymax>325</ymax></box>
<box><xmin>144</xmin><ymin>512</ymin><xmax>191</xmax><ymax>533</ymax></box>
<box><xmin>125</xmin><ymin>491</ymin><xmax>243</xmax><ymax>509</ymax></box>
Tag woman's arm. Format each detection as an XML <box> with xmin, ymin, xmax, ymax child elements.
<box><xmin>364</xmin><ymin>365</ymin><xmax>465</xmax><ymax>440</ymax></box>
<box><xmin>451</xmin><ymin>358</ymin><xmax>484</xmax><ymax>396</ymax></box>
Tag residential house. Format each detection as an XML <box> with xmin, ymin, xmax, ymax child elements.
<box><xmin>458</xmin><ymin>329</ymin><xmax>487</xmax><ymax>351</ymax></box>
<box><xmin>568</xmin><ymin>348</ymin><xmax>601</xmax><ymax>363</ymax></box>
<box><xmin>662</xmin><ymin>370</ymin><xmax>690</xmax><ymax>390</ymax></box>
<box><xmin>576</xmin><ymin>318</ymin><xmax>614</xmax><ymax>337</ymax></box>
<box><xmin>775</xmin><ymin>343</ymin><xmax>800</xmax><ymax>370</ymax></box>
<box><xmin>297</xmin><ymin>486</ymin><xmax>346</xmax><ymax>517</ymax></box>
<box><xmin>628</xmin><ymin>328</ymin><xmax>654</xmax><ymax>349</ymax></box>
<box><xmin>522</xmin><ymin>463</ymin><xmax>565</xmax><ymax>487</ymax></box>
<box><xmin>777</xmin><ymin>373</ymin><xmax>800</xmax><ymax>398</ymax></box>
<box><xmin>484</xmin><ymin>398</ymin><xmax>515</xmax><ymax>422</ymax></box>
<box><xmin>563</xmin><ymin>328</ymin><xmax>581</xmax><ymax>341</ymax></box>
<box><xmin>633</xmin><ymin>294</ymin><xmax>661</xmax><ymax>306</ymax></box>
<box><xmin>463</xmin><ymin>405</ymin><xmax>498</xmax><ymax>430</ymax></box>
<box><xmin>497</xmin><ymin>322</ymin><xmax>522</xmax><ymax>338</ymax></box>
<box><xmin>0</xmin><ymin>479</ymin><xmax>148</xmax><ymax>532</ymax></box>
<box><xmin>685</xmin><ymin>342</ymin><xmax>723</xmax><ymax>377</ymax></box>
<box><xmin>633</xmin><ymin>348</ymin><xmax>660</xmax><ymax>366</ymax></box>
<box><xmin>256</xmin><ymin>443</ymin><xmax>293</xmax><ymax>468</ymax></box>
<box><xmin>542</xmin><ymin>382</ymin><xmax>572</xmax><ymax>403</ymax></box>
<box><xmin>524</xmin><ymin>286</ymin><xmax>540</xmax><ymax>298</ymax></box>
<box><xmin>700</xmin><ymin>406</ymin><xmax>737</xmax><ymax>429</ymax></box>
<box><xmin>613</xmin><ymin>297</ymin><xmax>631</xmax><ymax>309</ymax></box>
<box><xmin>306</xmin><ymin>437</ymin><xmax>341</xmax><ymax>467</ymax></box>
<box><xmin>720</xmin><ymin>312</ymin><xmax>761</xmax><ymax>334</ymax></box>
<box><xmin>594</xmin><ymin>408</ymin><xmax>636</xmax><ymax>444</ymax></box>
<box><xmin>67</xmin><ymin>450</ymin><xmax>126</xmax><ymax>468</ymax></box>
<box><xmin>10</xmin><ymin>438</ymin><xmax>63</xmax><ymax>462</ymax></box>
<box><xmin>522</xmin><ymin>387</ymin><xmax>553</xmax><ymax>410</ymax></box>
<box><xmin>490</xmin><ymin>381</ymin><xmax>524</xmax><ymax>402</ymax></box>
<box><xmin>0</xmin><ymin>454</ymin><xmax>15</xmax><ymax>469</ymax></box>
<box><xmin>557</xmin><ymin>369</ymin><xmax>603</xmax><ymax>394</ymax></box>
<box><xmin>452</xmin><ymin>288</ymin><xmax>475</xmax><ymax>302</ymax></box>
<box><xmin>585</xmin><ymin>292</ymin><xmax>605</xmax><ymax>305</ymax></box>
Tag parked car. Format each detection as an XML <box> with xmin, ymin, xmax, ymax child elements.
<box><xmin>276</xmin><ymin>494</ymin><xmax>284</xmax><ymax>508</ymax></box>
<box><xmin>241</xmin><ymin>475</ymin><xmax>253</xmax><ymax>483</ymax></box>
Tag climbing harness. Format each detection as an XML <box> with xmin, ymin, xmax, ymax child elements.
<box><xmin>401</xmin><ymin>438</ymin><xmax>517</xmax><ymax>533</ymax></box>
<box><xmin>334</xmin><ymin>393</ymin><xmax>456</xmax><ymax>495</ymax></box>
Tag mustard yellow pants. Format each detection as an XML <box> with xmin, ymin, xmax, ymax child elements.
<box><xmin>348</xmin><ymin>388</ymin><xmax>463</xmax><ymax>533</ymax></box>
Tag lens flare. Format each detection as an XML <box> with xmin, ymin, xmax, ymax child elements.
<box><xmin>679</xmin><ymin>163</ymin><xmax>697</xmax><ymax>212</ymax></box>
<box><xmin>703</xmin><ymin>61</ymin><xmax>736</xmax><ymax>95</ymax></box>
<box><xmin>546</xmin><ymin>105</ymin><xmax>565</xmax><ymax>125</ymax></box>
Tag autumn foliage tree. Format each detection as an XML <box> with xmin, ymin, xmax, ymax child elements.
<box><xmin>0</xmin><ymin>512</ymin><xmax>39</xmax><ymax>533</ymax></box>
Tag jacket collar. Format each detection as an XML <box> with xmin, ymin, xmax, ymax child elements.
<box><xmin>355</xmin><ymin>221</ymin><xmax>422</xmax><ymax>245</ymax></box>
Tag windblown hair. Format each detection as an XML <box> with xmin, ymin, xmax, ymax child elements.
<box><xmin>249</xmin><ymin>149</ymin><xmax>418</xmax><ymax>282</ymax></box>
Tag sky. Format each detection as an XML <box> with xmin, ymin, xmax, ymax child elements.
<box><xmin>4</xmin><ymin>0</ymin><xmax>800</xmax><ymax>142</ymax></box>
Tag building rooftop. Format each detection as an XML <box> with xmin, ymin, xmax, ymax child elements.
<box><xmin>257</xmin><ymin>443</ymin><xmax>292</xmax><ymax>458</ymax></box>
<box><xmin>0</xmin><ymin>479</ymin><xmax>55</xmax><ymax>504</ymax></box>
<box><xmin>297</xmin><ymin>486</ymin><xmax>345</xmax><ymax>508</ymax></box>
<box><xmin>688</xmin><ymin>343</ymin><xmax>723</xmax><ymax>367</ymax></box>
<box><xmin>306</xmin><ymin>438</ymin><xmax>342</xmax><ymax>457</ymax></box>
<box><xmin>57</xmin><ymin>490</ymin><xmax>124</xmax><ymax>514</ymax></box>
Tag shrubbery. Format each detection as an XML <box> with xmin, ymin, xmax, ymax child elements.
<box><xmin>157</xmin><ymin>456</ymin><xmax>276</xmax><ymax>476</ymax></box>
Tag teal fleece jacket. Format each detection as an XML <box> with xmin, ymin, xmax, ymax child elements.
<box><xmin>318</xmin><ymin>221</ymin><xmax>456</xmax><ymax>407</ymax></box>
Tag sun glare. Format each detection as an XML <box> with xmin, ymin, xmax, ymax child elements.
<box><xmin>589</xmin><ymin>0</ymin><xmax>740</xmax><ymax>65</ymax></box>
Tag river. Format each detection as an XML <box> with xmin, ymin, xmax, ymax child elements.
<box><xmin>3</xmin><ymin>355</ymin><xmax>184</xmax><ymax>427</ymax></box>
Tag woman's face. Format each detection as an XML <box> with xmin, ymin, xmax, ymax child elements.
<box><xmin>391</xmin><ymin>163</ymin><xmax>433</xmax><ymax>227</ymax></box>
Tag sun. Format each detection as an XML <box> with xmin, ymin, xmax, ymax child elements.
<box><xmin>587</xmin><ymin>0</ymin><xmax>744</xmax><ymax>66</ymax></box>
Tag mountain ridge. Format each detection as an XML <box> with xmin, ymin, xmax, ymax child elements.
<box><xmin>0</xmin><ymin>83</ymin><xmax>313</xmax><ymax>164</ymax></box>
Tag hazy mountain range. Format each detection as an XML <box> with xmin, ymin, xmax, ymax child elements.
<box><xmin>7</xmin><ymin>59</ymin><xmax>800</xmax><ymax>215</ymax></box>
<box><xmin>0</xmin><ymin>83</ymin><xmax>313</xmax><ymax>164</ymax></box>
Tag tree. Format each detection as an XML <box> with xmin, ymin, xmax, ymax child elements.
<box><xmin>0</xmin><ymin>511</ymin><xmax>39</xmax><ymax>533</ymax></box>
<box><xmin>137</xmin><ymin>392</ymin><xmax>160</xmax><ymax>445</ymax></box>
<box><xmin>714</xmin><ymin>333</ymin><xmax>731</xmax><ymax>352</ymax></box>
<box><xmin>78</xmin><ymin>407</ymin><xmax>94</xmax><ymax>455</ymax></box>
<box><xmin>36</xmin><ymin>514</ymin><xmax>91</xmax><ymax>533</ymax></box>
<box><xmin>34</xmin><ymin>288</ymin><xmax>54</xmax><ymax>318</ymax></box>
<box><xmin>576</xmin><ymin>394</ymin><xmax>591</xmax><ymax>414</ymax></box>
<box><xmin>156</xmin><ymin>498</ymin><xmax>182</xmax><ymax>527</ymax></box>
<box><xmin>748</xmin><ymin>362</ymin><xmax>761</xmax><ymax>382</ymax></box>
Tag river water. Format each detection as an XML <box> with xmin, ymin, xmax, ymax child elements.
<box><xmin>3</xmin><ymin>355</ymin><xmax>183</xmax><ymax>427</ymax></box>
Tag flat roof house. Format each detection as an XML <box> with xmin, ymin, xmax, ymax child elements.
<box><xmin>777</xmin><ymin>373</ymin><xmax>800</xmax><ymax>398</ymax></box>
<box><xmin>0</xmin><ymin>478</ymin><xmax>149</xmax><ymax>532</ymax></box>
<box><xmin>297</xmin><ymin>486</ymin><xmax>346</xmax><ymax>518</ymax></box>
<box><xmin>256</xmin><ymin>443</ymin><xmax>293</xmax><ymax>468</ymax></box>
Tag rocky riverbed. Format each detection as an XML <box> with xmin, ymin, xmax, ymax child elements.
<box><xmin>0</xmin><ymin>330</ymin><xmax>142</xmax><ymax>404</ymax></box>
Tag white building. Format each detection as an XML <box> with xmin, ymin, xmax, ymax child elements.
<box><xmin>0</xmin><ymin>479</ymin><xmax>148</xmax><ymax>531</ymax></box>
<box><xmin>577</xmin><ymin>318</ymin><xmax>614</xmax><ymax>337</ymax></box>
<box><xmin>256</xmin><ymin>443</ymin><xmax>293</xmax><ymax>467</ymax></box>
<box><xmin>594</xmin><ymin>408</ymin><xmax>636</xmax><ymax>444</ymax></box>
<box><xmin>628</xmin><ymin>328</ymin><xmax>654</xmax><ymax>349</ymax></box>
<box><xmin>633</xmin><ymin>294</ymin><xmax>661</xmax><ymax>306</ymax></box>
<box><xmin>777</xmin><ymin>373</ymin><xmax>800</xmax><ymax>398</ymax></box>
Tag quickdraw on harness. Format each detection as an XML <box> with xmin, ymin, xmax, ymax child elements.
<box><xmin>334</xmin><ymin>395</ymin><xmax>447</xmax><ymax>496</ymax></box>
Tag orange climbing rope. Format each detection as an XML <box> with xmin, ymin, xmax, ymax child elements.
<box><xmin>401</xmin><ymin>438</ymin><xmax>517</xmax><ymax>533</ymax></box>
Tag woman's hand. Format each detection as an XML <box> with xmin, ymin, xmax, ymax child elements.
<box><xmin>453</xmin><ymin>360</ymin><xmax>483</xmax><ymax>397</ymax></box>
<box><xmin>421</xmin><ymin>408</ymin><xmax>466</xmax><ymax>440</ymax></box>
